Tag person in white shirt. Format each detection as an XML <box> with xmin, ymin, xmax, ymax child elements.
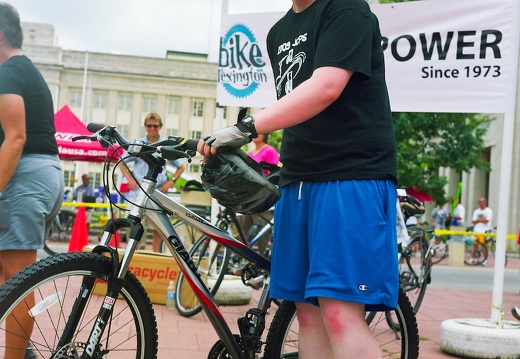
<box><xmin>452</xmin><ymin>202</ymin><xmax>465</xmax><ymax>228</ymax></box>
<box><xmin>470</xmin><ymin>197</ymin><xmax>493</xmax><ymax>262</ymax></box>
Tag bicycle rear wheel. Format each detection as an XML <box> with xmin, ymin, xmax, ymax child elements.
<box><xmin>175</xmin><ymin>235</ymin><xmax>230</xmax><ymax>317</ymax></box>
<box><xmin>0</xmin><ymin>252</ymin><xmax>158</xmax><ymax>358</ymax></box>
<box><xmin>399</xmin><ymin>234</ymin><xmax>432</xmax><ymax>314</ymax></box>
<box><xmin>264</xmin><ymin>288</ymin><xmax>419</xmax><ymax>358</ymax></box>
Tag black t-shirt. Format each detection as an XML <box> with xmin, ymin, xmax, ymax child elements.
<box><xmin>0</xmin><ymin>55</ymin><xmax>58</xmax><ymax>155</ymax></box>
<box><xmin>267</xmin><ymin>0</ymin><xmax>397</xmax><ymax>187</ymax></box>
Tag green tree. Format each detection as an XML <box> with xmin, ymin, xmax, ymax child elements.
<box><xmin>394</xmin><ymin>112</ymin><xmax>491</xmax><ymax>203</ymax></box>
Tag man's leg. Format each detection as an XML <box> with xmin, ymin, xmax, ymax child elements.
<box><xmin>295</xmin><ymin>302</ymin><xmax>333</xmax><ymax>359</ymax></box>
<box><xmin>320</xmin><ymin>298</ymin><xmax>382</xmax><ymax>359</ymax></box>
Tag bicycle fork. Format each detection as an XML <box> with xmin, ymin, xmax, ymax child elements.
<box><xmin>55</xmin><ymin>218</ymin><xmax>143</xmax><ymax>359</ymax></box>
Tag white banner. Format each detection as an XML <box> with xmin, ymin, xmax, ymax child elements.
<box><xmin>217</xmin><ymin>0</ymin><xmax>519</xmax><ymax>113</ymax></box>
<box><xmin>372</xmin><ymin>0</ymin><xmax>518</xmax><ymax>113</ymax></box>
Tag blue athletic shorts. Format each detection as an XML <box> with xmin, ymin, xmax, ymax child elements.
<box><xmin>270</xmin><ymin>179</ymin><xmax>398</xmax><ymax>311</ymax></box>
<box><xmin>0</xmin><ymin>154</ymin><xmax>64</xmax><ymax>250</ymax></box>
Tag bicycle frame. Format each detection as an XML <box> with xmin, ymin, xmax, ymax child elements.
<box><xmin>95</xmin><ymin>179</ymin><xmax>272</xmax><ymax>359</ymax></box>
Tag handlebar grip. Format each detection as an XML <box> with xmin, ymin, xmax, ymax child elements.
<box><xmin>184</xmin><ymin>139</ymin><xmax>199</xmax><ymax>151</ymax></box>
<box><xmin>87</xmin><ymin>123</ymin><xmax>106</xmax><ymax>133</ymax></box>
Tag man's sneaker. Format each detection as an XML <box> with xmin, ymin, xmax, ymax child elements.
<box><xmin>481</xmin><ymin>260</ymin><xmax>488</xmax><ymax>267</ymax></box>
<box><xmin>24</xmin><ymin>345</ymin><xmax>36</xmax><ymax>359</ymax></box>
<box><xmin>467</xmin><ymin>258</ymin><xmax>475</xmax><ymax>264</ymax></box>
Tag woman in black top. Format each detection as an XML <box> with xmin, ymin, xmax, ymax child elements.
<box><xmin>0</xmin><ymin>3</ymin><xmax>64</xmax><ymax>357</ymax></box>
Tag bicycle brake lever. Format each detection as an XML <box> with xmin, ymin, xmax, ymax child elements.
<box><xmin>72</xmin><ymin>134</ymin><xmax>98</xmax><ymax>142</ymax></box>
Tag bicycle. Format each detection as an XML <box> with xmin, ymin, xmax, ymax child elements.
<box><xmin>173</xmin><ymin>206</ymin><xmax>275</xmax><ymax>318</ymax></box>
<box><xmin>0</xmin><ymin>124</ymin><xmax>419</xmax><ymax>358</ymax></box>
<box><xmin>430</xmin><ymin>234</ymin><xmax>449</xmax><ymax>265</ymax></box>
<box><xmin>464</xmin><ymin>226</ymin><xmax>507</xmax><ymax>266</ymax></box>
<box><xmin>43</xmin><ymin>208</ymin><xmax>75</xmax><ymax>255</ymax></box>
<box><xmin>385</xmin><ymin>191</ymin><xmax>434</xmax><ymax>330</ymax></box>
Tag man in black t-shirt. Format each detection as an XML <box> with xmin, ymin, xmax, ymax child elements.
<box><xmin>199</xmin><ymin>1</ymin><xmax>398</xmax><ymax>356</ymax></box>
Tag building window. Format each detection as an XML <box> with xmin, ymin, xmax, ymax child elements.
<box><xmin>117</xmin><ymin>124</ymin><xmax>130</xmax><ymax>138</ymax></box>
<box><xmin>192</xmin><ymin>101</ymin><xmax>204</xmax><ymax>117</ymax></box>
<box><xmin>69</xmin><ymin>90</ymin><xmax>82</xmax><ymax>107</ymax></box>
<box><xmin>118</xmin><ymin>94</ymin><xmax>132</xmax><ymax>111</ymax></box>
<box><xmin>189</xmin><ymin>130</ymin><xmax>202</xmax><ymax>139</ymax></box>
<box><xmin>94</xmin><ymin>92</ymin><xmax>108</xmax><ymax>109</ymax></box>
<box><xmin>222</xmin><ymin>106</ymin><xmax>228</xmax><ymax>119</ymax></box>
<box><xmin>190</xmin><ymin>164</ymin><xmax>201</xmax><ymax>174</ymax></box>
<box><xmin>143</xmin><ymin>96</ymin><xmax>157</xmax><ymax>113</ymax></box>
<box><xmin>167</xmin><ymin>97</ymin><xmax>180</xmax><ymax>115</ymax></box>
<box><xmin>165</xmin><ymin>128</ymin><xmax>178</xmax><ymax>137</ymax></box>
<box><xmin>63</xmin><ymin>170</ymin><xmax>75</xmax><ymax>188</ymax></box>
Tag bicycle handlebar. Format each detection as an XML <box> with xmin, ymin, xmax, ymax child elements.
<box><xmin>73</xmin><ymin>123</ymin><xmax>199</xmax><ymax>162</ymax></box>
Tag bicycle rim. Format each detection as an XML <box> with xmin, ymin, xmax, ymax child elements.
<box><xmin>160</xmin><ymin>219</ymin><xmax>204</xmax><ymax>254</ymax></box>
<box><xmin>264</xmin><ymin>288</ymin><xmax>419</xmax><ymax>358</ymax></box>
<box><xmin>399</xmin><ymin>236</ymin><xmax>430</xmax><ymax>313</ymax></box>
<box><xmin>0</xmin><ymin>252</ymin><xmax>158</xmax><ymax>358</ymax></box>
<box><xmin>175</xmin><ymin>235</ymin><xmax>230</xmax><ymax>317</ymax></box>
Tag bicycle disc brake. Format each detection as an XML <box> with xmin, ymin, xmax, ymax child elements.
<box><xmin>54</xmin><ymin>341</ymin><xmax>109</xmax><ymax>359</ymax></box>
<box><xmin>208</xmin><ymin>334</ymin><xmax>242</xmax><ymax>359</ymax></box>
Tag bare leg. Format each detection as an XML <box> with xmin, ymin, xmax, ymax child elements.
<box><xmin>296</xmin><ymin>298</ymin><xmax>382</xmax><ymax>359</ymax></box>
<box><xmin>295</xmin><ymin>302</ymin><xmax>333</xmax><ymax>359</ymax></box>
<box><xmin>320</xmin><ymin>298</ymin><xmax>382</xmax><ymax>359</ymax></box>
<box><xmin>0</xmin><ymin>249</ymin><xmax>37</xmax><ymax>359</ymax></box>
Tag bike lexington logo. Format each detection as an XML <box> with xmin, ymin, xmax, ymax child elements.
<box><xmin>218</xmin><ymin>23</ymin><xmax>268</xmax><ymax>99</ymax></box>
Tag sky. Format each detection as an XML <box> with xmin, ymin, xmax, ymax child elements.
<box><xmin>8</xmin><ymin>0</ymin><xmax>293</xmax><ymax>61</ymax></box>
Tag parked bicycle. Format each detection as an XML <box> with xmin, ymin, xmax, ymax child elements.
<box><xmin>464</xmin><ymin>226</ymin><xmax>507</xmax><ymax>266</ymax></box>
<box><xmin>0</xmin><ymin>124</ymin><xmax>419</xmax><ymax>358</ymax></box>
<box><xmin>396</xmin><ymin>192</ymin><xmax>434</xmax><ymax>317</ymax></box>
<box><xmin>43</xmin><ymin>208</ymin><xmax>75</xmax><ymax>255</ymax></box>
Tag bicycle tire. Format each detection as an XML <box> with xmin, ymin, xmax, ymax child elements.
<box><xmin>0</xmin><ymin>252</ymin><xmax>158</xmax><ymax>358</ymax></box>
<box><xmin>464</xmin><ymin>240</ymin><xmax>488</xmax><ymax>265</ymax></box>
<box><xmin>431</xmin><ymin>239</ymin><xmax>448</xmax><ymax>265</ymax></box>
<box><xmin>175</xmin><ymin>235</ymin><xmax>231</xmax><ymax>317</ymax></box>
<box><xmin>264</xmin><ymin>288</ymin><xmax>419</xmax><ymax>358</ymax></box>
<box><xmin>399</xmin><ymin>234</ymin><xmax>432</xmax><ymax>314</ymax></box>
<box><xmin>44</xmin><ymin>211</ymin><xmax>75</xmax><ymax>255</ymax></box>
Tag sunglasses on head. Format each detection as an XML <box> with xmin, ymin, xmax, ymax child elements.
<box><xmin>146</xmin><ymin>124</ymin><xmax>160</xmax><ymax>129</ymax></box>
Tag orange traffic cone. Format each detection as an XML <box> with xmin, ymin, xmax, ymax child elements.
<box><xmin>68</xmin><ymin>206</ymin><xmax>89</xmax><ymax>252</ymax></box>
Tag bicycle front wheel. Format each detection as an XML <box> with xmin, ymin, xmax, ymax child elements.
<box><xmin>431</xmin><ymin>238</ymin><xmax>448</xmax><ymax>265</ymax></box>
<box><xmin>264</xmin><ymin>288</ymin><xmax>419</xmax><ymax>358</ymax></box>
<box><xmin>44</xmin><ymin>210</ymin><xmax>75</xmax><ymax>255</ymax></box>
<box><xmin>0</xmin><ymin>252</ymin><xmax>158</xmax><ymax>358</ymax></box>
<box><xmin>464</xmin><ymin>239</ymin><xmax>488</xmax><ymax>265</ymax></box>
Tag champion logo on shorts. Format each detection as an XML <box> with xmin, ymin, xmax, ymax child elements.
<box><xmin>358</xmin><ymin>284</ymin><xmax>368</xmax><ymax>291</ymax></box>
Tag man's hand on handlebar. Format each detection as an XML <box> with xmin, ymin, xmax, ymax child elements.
<box><xmin>197</xmin><ymin>116</ymin><xmax>258</xmax><ymax>159</ymax></box>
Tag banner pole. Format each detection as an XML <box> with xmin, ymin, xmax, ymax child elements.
<box><xmin>490</xmin><ymin>0</ymin><xmax>520</xmax><ymax>325</ymax></box>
